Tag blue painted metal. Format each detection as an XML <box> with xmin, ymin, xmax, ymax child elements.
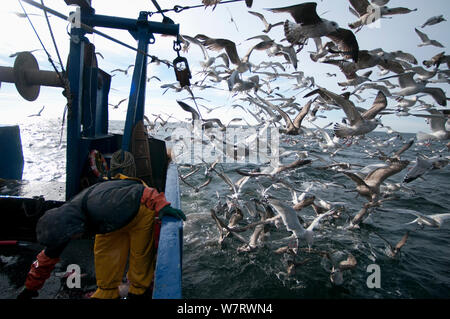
<box><xmin>3</xmin><ymin>0</ymin><xmax>183</xmax><ymax>298</ymax></box>
<box><xmin>66</xmin><ymin>26</ymin><xmax>87</xmax><ymax>201</ymax></box>
<box><xmin>153</xmin><ymin>163</ymin><xmax>183</xmax><ymax>299</ymax></box>
<box><xmin>63</xmin><ymin>4</ymin><xmax>183</xmax><ymax>298</ymax></box>
<box><xmin>84</xmin><ymin>14</ymin><xmax>179</xmax><ymax>36</ymax></box>
<box><xmin>81</xmin><ymin>62</ymin><xmax>111</xmax><ymax>137</ymax></box>
<box><xmin>65</xmin><ymin>7</ymin><xmax>179</xmax><ymax>198</ymax></box>
<box><xmin>121</xmin><ymin>12</ymin><xmax>152</xmax><ymax>153</ymax></box>
<box><xmin>0</xmin><ymin>125</ymin><xmax>24</xmax><ymax>180</ymax></box>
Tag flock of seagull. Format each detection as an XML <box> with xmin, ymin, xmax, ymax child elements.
<box><xmin>136</xmin><ymin>1</ymin><xmax>450</xmax><ymax>286</ymax></box>
<box><xmin>6</xmin><ymin>0</ymin><xmax>449</xmax><ymax>294</ymax></box>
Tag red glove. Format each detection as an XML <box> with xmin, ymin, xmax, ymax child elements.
<box><xmin>24</xmin><ymin>250</ymin><xmax>60</xmax><ymax>291</ymax></box>
<box><xmin>140</xmin><ymin>187</ymin><xmax>171</xmax><ymax>213</ymax></box>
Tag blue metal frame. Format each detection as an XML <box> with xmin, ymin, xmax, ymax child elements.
<box><xmin>0</xmin><ymin>125</ymin><xmax>24</xmax><ymax>180</ymax></box>
<box><xmin>66</xmin><ymin>6</ymin><xmax>178</xmax><ymax>200</ymax></box>
<box><xmin>153</xmin><ymin>163</ymin><xmax>183</xmax><ymax>299</ymax></box>
<box><xmin>64</xmin><ymin>4</ymin><xmax>183</xmax><ymax>298</ymax></box>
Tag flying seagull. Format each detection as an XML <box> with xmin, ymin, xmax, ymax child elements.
<box><xmin>9</xmin><ymin>49</ymin><xmax>42</xmax><ymax>58</ymax></box>
<box><xmin>403</xmin><ymin>155</ymin><xmax>434</xmax><ymax>183</ymax></box>
<box><xmin>268</xmin><ymin>198</ymin><xmax>335</xmax><ymax>251</ymax></box>
<box><xmin>343</xmin><ymin>159</ymin><xmax>410</xmax><ymax>201</ymax></box>
<box><xmin>348</xmin><ymin>0</ymin><xmax>417</xmax><ymax>30</ymax></box>
<box><xmin>413</xmin><ymin>109</ymin><xmax>450</xmax><ymax>141</ymax></box>
<box><xmin>423</xmin><ymin>51</ymin><xmax>450</xmax><ymax>69</ymax></box>
<box><xmin>305</xmin><ymin>88</ymin><xmax>387</xmax><ymax>138</ymax></box>
<box><xmin>421</xmin><ymin>15</ymin><xmax>446</xmax><ymax>28</ymax></box>
<box><xmin>236</xmin><ymin>158</ymin><xmax>312</xmax><ymax>178</ymax></box>
<box><xmin>111</xmin><ymin>64</ymin><xmax>134</xmax><ymax>75</ymax></box>
<box><xmin>414</xmin><ymin>28</ymin><xmax>445</xmax><ymax>48</ymax></box>
<box><xmin>397</xmin><ymin>210</ymin><xmax>450</xmax><ymax>228</ymax></box>
<box><xmin>199</xmin><ymin>36</ymin><xmax>253</xmax><ymax>73</ymax></box>
<box><xmin>176</xmin><ymin>100</ymin><xmax>200</xmax><ymax>125</ymax></box>
<box><xmin>380</xmin><ymin>72</ymin><xmax>447</xmax><ymax>106</ymax></box>
<box><xmin>267</xmin><ymin>2</ymin><xmax>360</xmax><ymax>62</ymax></box>
<box><xmin>108</xmin><ymin>98</ymin><xmax>128</xmax><ymax>109</ymax></box>
<box><xmin>202</xmin><ymin>0</ymin><xmax>252</xmax><ymax>9</ymax></box>
<box><xmin>248</xmin><ymin>11</ymin><xmax>284</xmax><ymax>33</ymax></box>
<box><xmin>28</xmin><ymin>105</ymin><xmax>45</xmax><ymax>117</ymax></box>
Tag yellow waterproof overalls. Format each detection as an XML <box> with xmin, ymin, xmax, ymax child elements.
<box><xmin>91</xmin><ymin>174</ymin><xmax>168</xmax><ymax>299</ymax></box>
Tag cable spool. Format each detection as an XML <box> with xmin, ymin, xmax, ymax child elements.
<box><xmin>88</xmin><ymin>149</ymin><xmax>108</xmax><ymax>178</ymax></box>
<box><xmin>0</xmin><ymin>52</ymin><xmax>63</xmax><ymax>101</ymax></box>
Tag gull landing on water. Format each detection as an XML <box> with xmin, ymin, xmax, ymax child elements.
<box><xmin>343</xmin><ymin>159</ymin><xmax>410</xmax><ymax>201</ymax></box>
<box><xmin>267</xmin><ymin>198</ymin><xmax>335</xmax><ymax>251</ymax></box>
<box><xmin>373</xmin><ymin>231</ymin><xmax>410</xmax><ymax>259</ymax></box>
<box><xmin>403</xmin><ymin>154</ymin><xmax>449</xmax><ymax>183</ymax></box>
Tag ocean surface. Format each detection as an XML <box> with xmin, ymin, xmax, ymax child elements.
<box><xmin>1</xmin><ymin>118</ymin><xmax>450</xmax><ymax>299</ymax></box>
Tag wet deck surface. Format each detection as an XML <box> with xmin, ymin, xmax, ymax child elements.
<box><xmin>0</xmin><ymin>239</ymin><xmax>97</xmax><ymax>299</ymax></box>
<box><xmin>1</xmin><ymin>179</ymin><xmax>97</xmax><ymax>299</ymax></box>
<box><xmin>0</xmin><ymin>179</ymin><xmax>65</xmax><ymax>201</ymax></box>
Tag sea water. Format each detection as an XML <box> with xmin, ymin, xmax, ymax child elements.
<box><xmin>2</xmin><ymin>118</ymin><xmax>449</xmax><ymax>299</ymax></box>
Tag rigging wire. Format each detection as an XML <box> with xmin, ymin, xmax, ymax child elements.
<box><xmin>21</xmin><ymin>0</ymin><xmax>248</xmax><ymax>70</ymax></box>
<box><xmin>17</xmin><ymin>0</ymin><xmax>66</xmax><ymax>87</ymax></box>
<box><xmin>149</xmin><ymin>0</ymin><xmax>248</xmax><ymax>15</ymax></box>
<box><xmin>40</xmin><ymin>0</ymin><xmax>65</xmax><ymax>75</ymax></box>
<box><xmin>20</xmin><ymin>0</ymin><xmax>174</xmax><ymax>68</ymax></box>
<box><xmin>18</xmin><ymin>0</ymin><xmax>72</xmax><ymax>138</ymax></box>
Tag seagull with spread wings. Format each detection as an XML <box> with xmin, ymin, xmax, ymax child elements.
<box><xmin>28</xmin><ymin>105</ymin><xmax>45</xmax><ymax>117</ymax></box>
<box><xmin>423</xmin><ymin>51</ymin><xmax>450</xmax><ymax>69</ymax></box>
<box><xmin>343</xmin><ymin>159</ymin><xmax>410</xmax><ymax>201</ymax></box>
<box><xmin>373</xmin><ymin>231</ymin><xmax>409</xmax><ymax>258</ymax></box>
<box><xmin>248</xmin><ymin>11</ymin><xmax>284</xmax><ymax>33</ymax></box>
<box><xmin>397</xmin><ymin>209</ymin><xmax>450</xmax><ymax>228</ymax></box>
<box><xmin>413</xmin><ymin>109</ymin><xmax>450</xmax><ymax>141</ymax></box>
<box><xmin>267</xmin><ymin>2</ymin><xmax>360</xmax><ymax>62</ymax></box>
<box><xmin>414</xmin><ymin>28</ymin><xmax>445</xmax><ymax>48</ymax></box>
<box><xmin>305</xmin><ymin>88</ymin><xmax>387</xmax><ymax>138</ymax></box>
<box><xmin>176</xmin><ymin>100</ymin><xmax>200</xmax><ymax>125</ymax></box>
<box><xmin>268</xmin><ymin>198</ymin><xmax>336</xmax><ymax>251</ymax></box>
<box><xmin>348</xmin><ymin>0</ymin><xmax>417</xmax><ymax>31</ymax></box>
<box><xmin>199</xmin><ymin>36</ymin><xmax>254</xmax><ymax>73</ymax></box>
<box><xmin>381</xmin><ymin>72</ymin><xmax>447</xmax><ymax>106</ymax></box>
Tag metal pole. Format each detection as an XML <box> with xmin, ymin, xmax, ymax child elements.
<box><xmin>65</xmin><ymin>28</ymin><xmax>86</xmax><ymax>200</ymax></box>
<box><xmin>121</xmin><ymin>14</ymin><xmax>151</xmax><ymax>152</ymax></box>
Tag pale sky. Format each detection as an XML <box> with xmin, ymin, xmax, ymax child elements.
<box><xmin>0</xmin><ymin>0</ymin><xmax>449</xmax><ymax>133</ymax></box>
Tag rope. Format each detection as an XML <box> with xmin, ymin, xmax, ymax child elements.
<box><xmin>110</xmin><ymin>150</ymin><xmax>136</xmax><ymax>177</ymax></box>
